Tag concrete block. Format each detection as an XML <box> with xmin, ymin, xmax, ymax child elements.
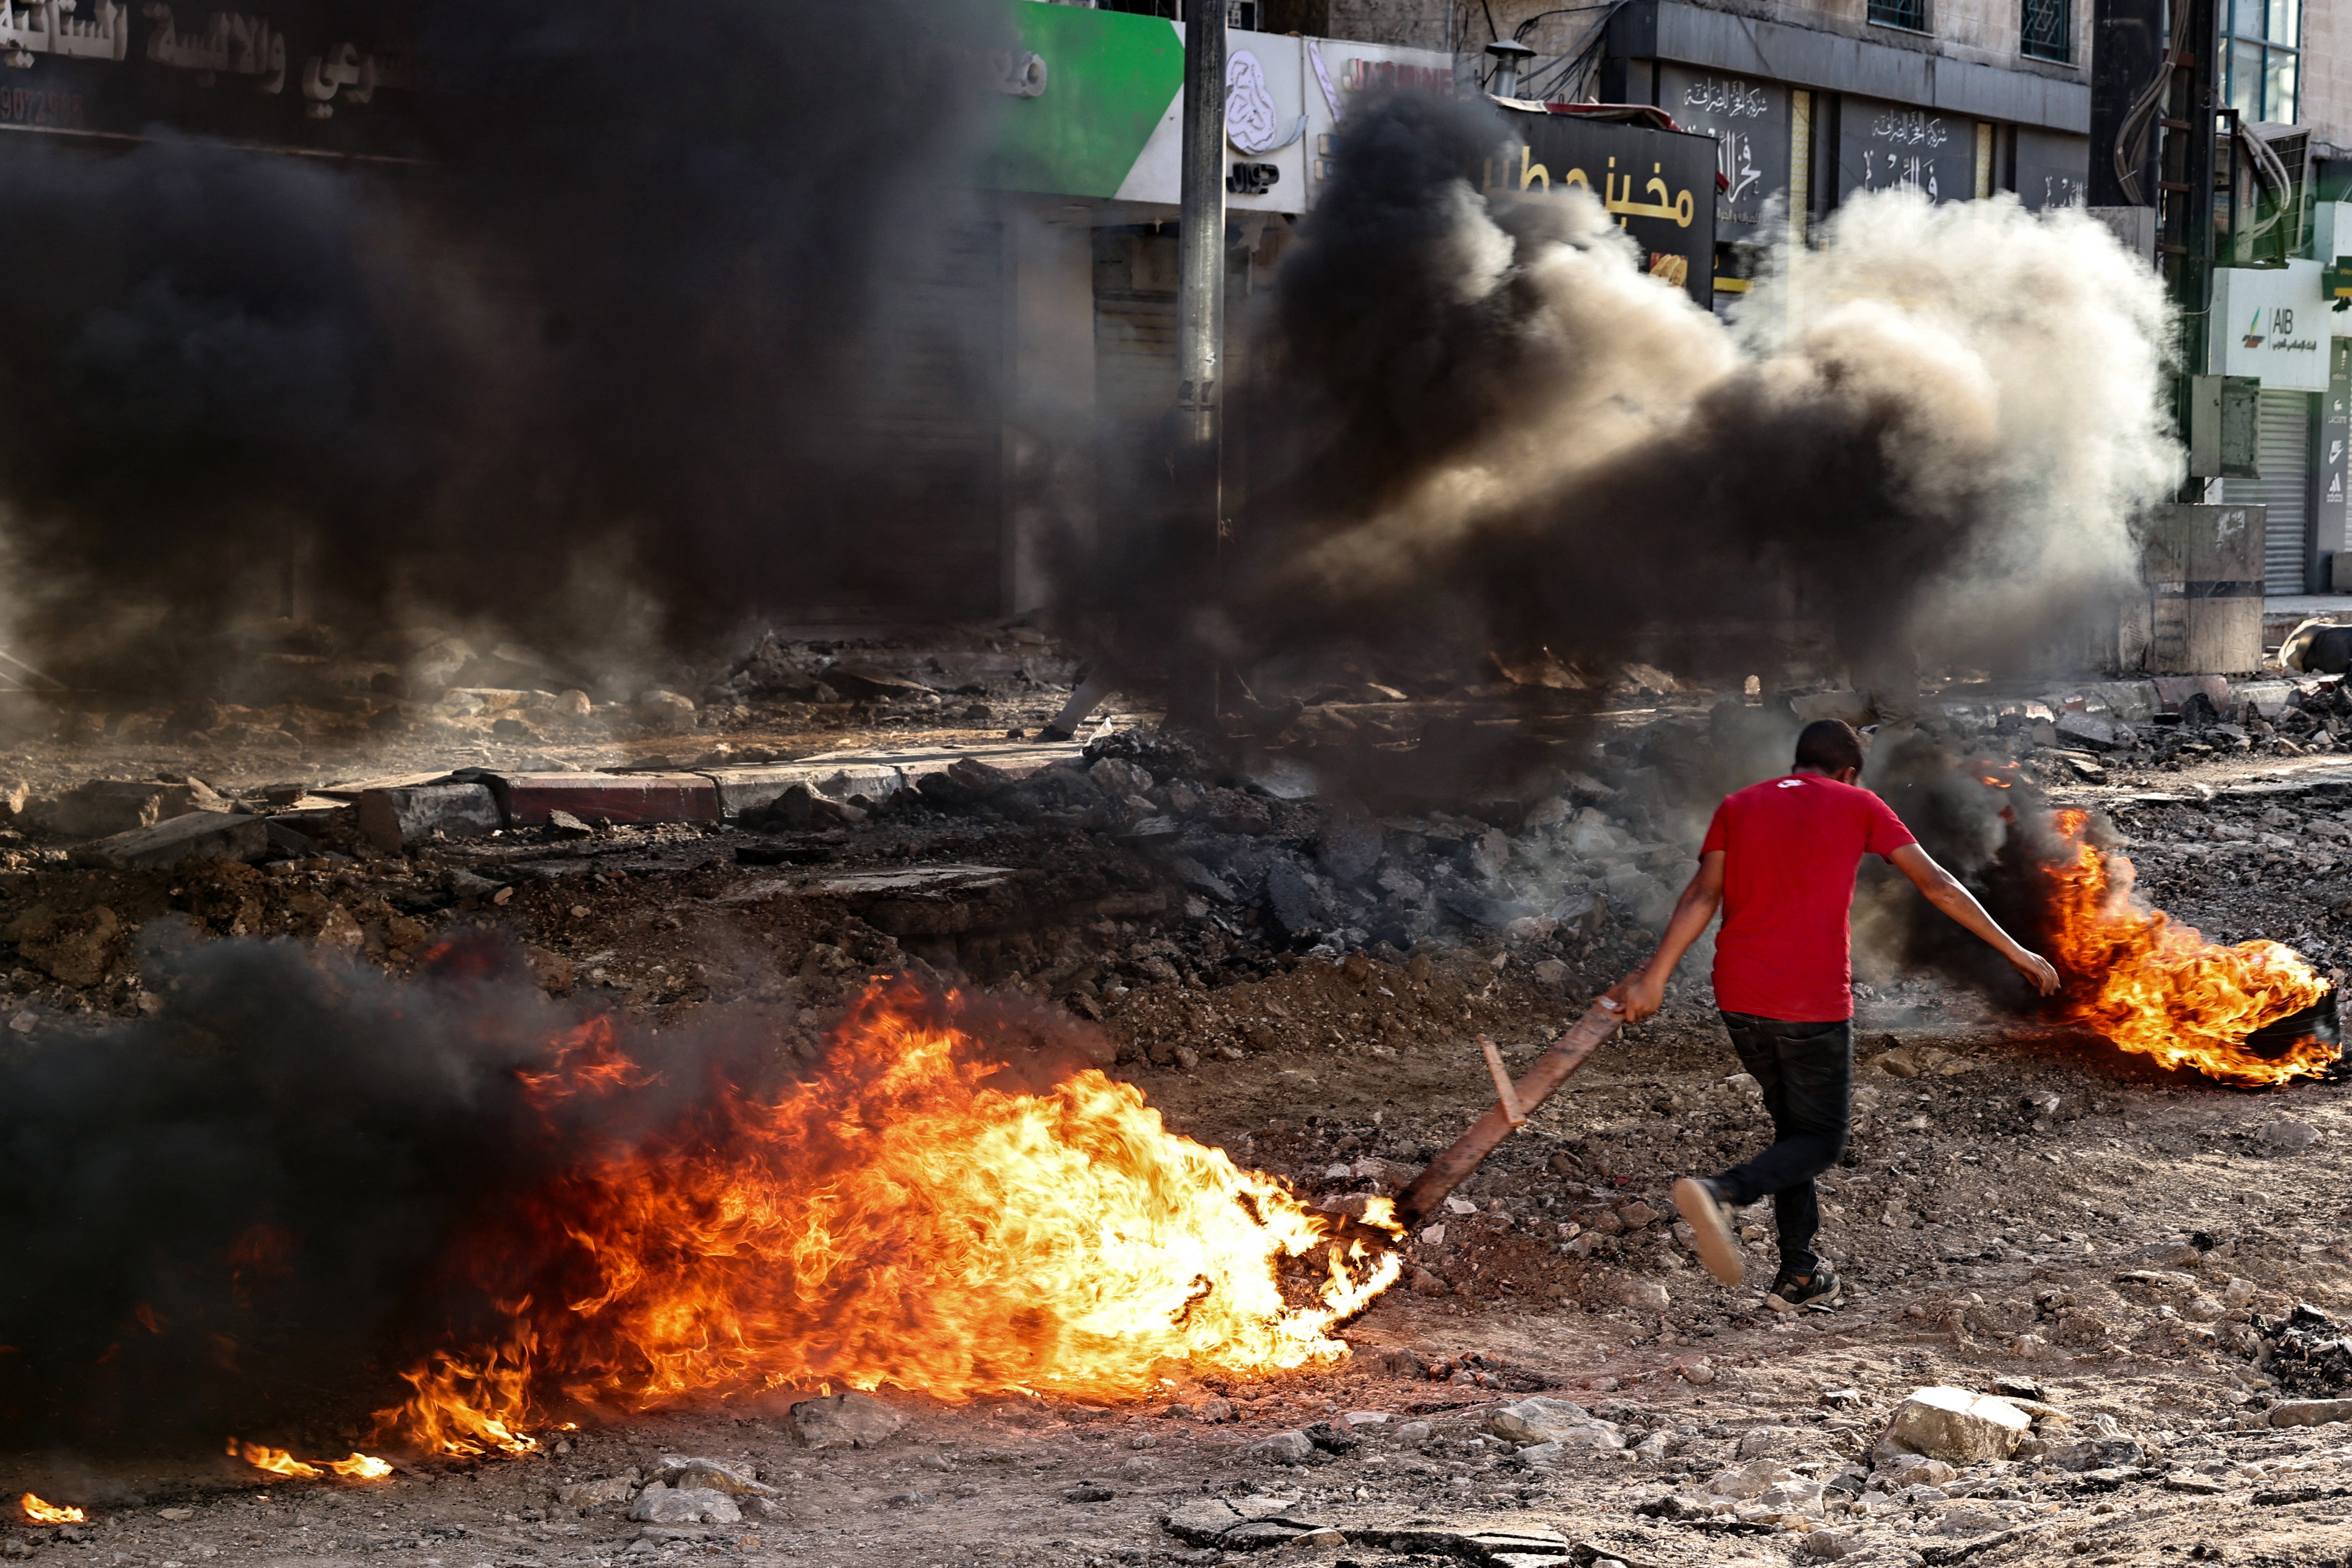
<box><xmin>2054</xmin><ymin>712</ymin><xmax>2129</xmax><ymax>751</ymax></box>
<box><xmin>1875</xmin><ymin>1387</ymin><xmax>2031</xmax><ymax>1464</ymax></box>
<box><xmin>73</xmin><ymin>810</ymin><xmax>270</xmax><ymax>869</ymax></box>
<box><xmin>2234</xmin><ymin>680</ymin><xmax>2296</xmax><ymax>718</ymax></box>
<box><xmin>355</xmin><ymin>782</ymin><xmax>502</xmax><ymax>852</ymax></box>
<box><xmin>700</xmin><ymin>764</ymin><xmax>902</xmax><ymax>819</ymax></box>
<box><xmin>2090</xmin><ymin>681</ymin><xmax>2160</xmax><ymax>722</ymax></box>
<box><xmin>2151</xmin><ymin>675</ymin><xmax>2232</xmax><ymax>714</ymax></box>
<box><xmin>490</xmin><ymin>773</ymin><xmax>718</xmax><ymax>828</ymax></box>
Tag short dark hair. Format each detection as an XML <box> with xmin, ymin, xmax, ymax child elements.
<box><xmin>1794</xmin><ymin>719</ymin><xmax>1865</xmax><ymax>775</ymax></box>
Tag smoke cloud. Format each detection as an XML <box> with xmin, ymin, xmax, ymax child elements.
<box><xmin>0</xmin><ymin>0</ymin><xmax>1008</xmax><ymax>691</ymax></box>
<box><xmin>1194</xmin><ymin>92</ymin><xmax>2181</xmax><ymax>694</ymax></box>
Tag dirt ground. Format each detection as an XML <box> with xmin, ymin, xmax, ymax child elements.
<box><xmin>6</xmin><ymin>671</ymin><xmax>2352</xmax><ymax>1568</ymax></box>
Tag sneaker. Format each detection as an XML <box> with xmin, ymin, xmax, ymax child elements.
<box><xmin>1766</xmin><ymin>1262</ymin><xmax>1843</xmax><ymax>1312</ymax></box>
<box><xmin>1672</xmin><ymin>1176</ymin><xmax>1745</xmax><ymax>1286</ymax></box>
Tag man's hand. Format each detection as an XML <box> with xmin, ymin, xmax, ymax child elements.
<box><xmin>1603</xmin><ymin>969</ymin><xmax>1668</xmax><ymax>1024</ymax></box>
<box><xmin>2007</xmin><ymin>946</ymin><xmax>2061</xmax><ymax>996</ymax></box>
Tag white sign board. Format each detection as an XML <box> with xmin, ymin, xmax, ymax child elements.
<box><xmin>2210</xmin><ymin>261</ymin><xmax>2329</xmax><ymax>393</ymax></box>
<box><xmin>1112</xmin><ymin>31</ymin><xmax>1453</xmax><ymax>215</ymax></box>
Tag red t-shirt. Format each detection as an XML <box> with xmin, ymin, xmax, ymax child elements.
<box><xmin>1698</xmin><ymin>774</ymin><xmax>1918</xmax><ymax>1023</ymax></box>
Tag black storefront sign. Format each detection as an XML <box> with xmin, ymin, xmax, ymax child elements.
<box><xmin>1490</xmin><ymin>106</ymin><xmax>1718</xmax><ymax>307</ymax></box>
<box><xmin>0</xmin><ymin>2</ymin><xmax>413</xmax><ymax>158</ymax></box>
<box><xmin>2012</xmin><ymin>125</ymin><xmax>2089</xmax><ymax>211</ymax></box>
<box><xmin>1655</xmin><ymin>64</ymin><xmax>1787</xmax><ymax>241</ymax></box>
<box><xmin>1836</xmin><ymin>94</ymin><xmax>1969</xmax><ymax>205</ymax></box>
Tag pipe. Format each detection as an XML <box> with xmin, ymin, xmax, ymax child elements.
<box><xmin>1169</xmin><ymin>0</ymin><xmax>1226</xmax><ymax>730</ymax></box>
<box><xmin>1394</xmin><ymin>1000</ymin><xmax>1624</xmax><ymax>1225</ymax></box>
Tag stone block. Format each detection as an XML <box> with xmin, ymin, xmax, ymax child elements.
<box><xmin>1875</xmin><ymin>1387</ymin><xmax>2030</xmax><ymax>1464</ymax></box>
<box><xmin>355</xmin><ymin>782</ymin><xmax>501</xmax><ymax>852</ymax></box>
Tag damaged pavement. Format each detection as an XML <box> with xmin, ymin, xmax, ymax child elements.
<box><xmin>6</xmin><ymin>635</ymin><xmax>2352</xmax><ymax>1568</ymax></box>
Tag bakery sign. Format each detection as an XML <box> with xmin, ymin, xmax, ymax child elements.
<box><xmin>2210</xmin><ymin>261</ymin><xmax>2328</xmax><ymax>394</ymax></box>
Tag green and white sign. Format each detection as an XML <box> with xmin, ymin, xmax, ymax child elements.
<box><xmin>982</xmin><ymin>3</ymin><xmax>1452</xmax><ymax>216</ymax></box>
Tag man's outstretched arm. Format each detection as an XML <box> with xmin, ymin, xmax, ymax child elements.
<box><xmin>1887</xmin><ymin>843</ymin><xmax>2061</xmax><ymax>995</ymax></box>
<box><xmin>1603</xmin><ymin>850</ymin><xmax>1727</xmax><ymax>1023</ymax></box>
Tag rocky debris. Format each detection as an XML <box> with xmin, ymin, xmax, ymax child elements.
<box><xmin>787</xmin><ymin>1390</ymin><xmax>904</xmax><ymax>1450</ymax></box>
<box><xmin>552</xmin><ymin>1473</ymin><xmax>639</xmax><ymax>1507</ymax></box>
<box><xmin>1876</xmin><ymin>1387</ymin><xmax>2032</xmax><ymax>1464</ymax></box>
<box><xmin>1249</xmin><ymin>1430</ymin><xmax>1315</xmax><ymax>1463</ymax></box>
<box><xmin>624</xmin><ymin>1484</ymin><xmax>740</xmax><ymax>1524</ymax></box>
<box><xmin>70</xmin><ymin>809</ymin><xmax>271</xmax><ymax>870</ymax></box>
<box><xmin>2259</xmin><ymin>1304</ymin><xmax>2352</xmax><ymax>1395</ymax></box>
<box><xmin>652</xmin><ymin>1456</ymin><xmax>774</xmax><ymax>1496</ymax></box>
<box><xmin>4</xmin><ymin>903</ymin><xmax>124</xmax><ymax>987</ymax></box>
<box><xmin>635</xmin><ymin>690</ymin><xmax>699</xmax><ymax>733</ymax></box>
<box><xmin>2268</xmin><ymin>1398</ymin><xmax>2352</xmax><ymax>1429</ymax></box>
<box><xmin>22</xmin><ymin>777</ymin><xmax>230</xmax><ymax>837</ymax></box>
<box><xmin>1487</xmin><ymin>1397</ymin><xmax>1621</xmax><ymax>1451</ymax></box>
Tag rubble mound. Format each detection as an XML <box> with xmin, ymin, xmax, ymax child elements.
<box><xmin>2258</xmin><ymin>1304</ymin><xmax>2352</xmax><ymax>1396</ymax></box>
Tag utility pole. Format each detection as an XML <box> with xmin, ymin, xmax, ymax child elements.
<box><xmin>1170</xmin><ymin>0</ymin><xmax>1226</xmax><ymax>731</ymax></box>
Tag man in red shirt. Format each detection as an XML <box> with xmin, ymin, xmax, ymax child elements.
<box><xmin>1605</xmin><ymin>720</ymin><xmax>2058</xmax><ymax>1311</ymax></box>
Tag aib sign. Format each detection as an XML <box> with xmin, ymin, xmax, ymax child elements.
<box><xmin>2211</xmin><ymin>262</ymin><xmax>2329</xmax><ymax>394</ymax></box>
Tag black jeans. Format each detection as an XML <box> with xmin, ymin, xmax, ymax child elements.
<box><xmin>1713</xmin><ymin>1011</ymin><xmax>1852</xmax><ymax>1276</ymax></box>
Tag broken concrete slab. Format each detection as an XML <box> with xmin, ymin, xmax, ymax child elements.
<box><xmin>355</xmin><ymin>782</ymin><xmax>502</xmax><ymax>853</ymax></box>
<box><xmin>700</xmin><ymin>763</ymin><xmax>903</xmax><ymax>818</ymax></box>
<box><xmin>71</xmin><ymin>810</ymin><xmax>271</xmax><ymax>869</ymax></box>
<box><xmin>489</xmin><ymin>773</ymin><xmax>719</xmax><ymax>828</ymax></box>
<box><xmin>29</xmin><ymin>778</ymin><xmax>228</xmax><ymax>838</ymax></box>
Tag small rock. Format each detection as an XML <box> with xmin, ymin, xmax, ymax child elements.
<box><xmin>1409</xmin><ymin>1267</ymin><xmax>1450</xmax><ymax>1297</ymax></box>
<box><xmin>1803</xmin><ymin>1530</ymin><xmax>1853</xmax><ymax>1559</ymax></box>
<box><xmin>554</xmin><ymin>689</ymin><xmax>593</xmax><ymax>719</ymax></box>
<box><xmin>789</xmin><ymin>1390</ymin><xmax>904</xmax><ymax>1450</ymax></box>
<box><xmin>636</xmin><ymin>689</ymin><xmax>699</xmax><ymax>732</ymax></box>
<box><xmin>1618</xmin><ymin>1277</ymin><xmax>1670</xmax><ymax>1312</ymax></box>
<box><xmin>626</xmin><ymin>1487</ymin><xmax>739</xmax><ymax>1525</ymax></box>
<box><xmin>2259</xmin><ymin>1118</ymin><xmax>2319</xmax><ymax>1152</ymax></box>
<box><xmin>1531</xmin><ymin>958</ymin><xmax>1571</xmax><ymax>989</ymax></box>
<box><xmin>1485</xmin><ymin>1396</ymin><xmax>1589</xmax><ymax>1443</ymax></box>
<box><xmin>653</xmin><ymin>1456</ymin><xmax>773</xmax><ymax>1496</ymax></box>
<box><xmin>1394</xmin><ymin>1421</ymin><xmax>1431</xmax><ymax>1445</ymax></box>
<box><xmin>1706</xmin><ymin>1459</ymin><xmax>1798</xmax><ymax>1498</ymax></box>
<box><xmin>2268</xmin><ymin>1398</ymin><xmax>2352</xmax><ymax>1428</ymax></box>
<box><xmin>1251</xmin><ymin>1430</ymin><xmax>1315</xmax><ymax>1463</ymax></box>
<box><xmin>1064</xmin><ymin>1484</ymin><xmax>1115</xmax><ymax>1503</ymax></box>
<box><xmin>1736</xmin><ymin>1427</ymin><xmax>1787</xmax><ymax>1459</ymax></box>
<box><xmin>1876</xmin><ymin>1387</ymin><xmax>2031</xmax><ymax>1464</ymax></box>
<box><xmin>546</xmin><ymin>809</ymin><xmax>594</xmax><ymax>838</ymax></box>
<box><xmin>554</xmin><ymin>1475</ymin><xmax>638</xmax><ymax>1507</ymax></box>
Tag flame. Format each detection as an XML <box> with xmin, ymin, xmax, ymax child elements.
<box><xmin>20</xmin><ymin>1494</ymin><xmax>84</xmax><ymax>1524</ymax></box>
<box><xmin>377</xmin><ymin>982</ymin><xmax>1400</xmax><ymax>1450</ymax></box>
<box><xmin>2040</xmin><ymin>807</ymin><xmax>2336</xmax><ymax>1084</ymax></box>
<box><xmin>227</xmin><ymin>1439</ymin><xmax>391</xmax><ymax>1481</ymax></box>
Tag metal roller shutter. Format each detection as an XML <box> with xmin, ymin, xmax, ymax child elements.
<box><xmin>1094</xmin><ymin>227</ymin><xmax>1179</xmax><ymax>531</ymax></box>
<box><xmin>2224</xmin><ymin>391</ymin><xmax>2313</xmax><ymax>595</ymax></box>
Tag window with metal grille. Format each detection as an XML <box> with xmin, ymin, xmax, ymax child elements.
<box><xmin>1868</xmin><ymin>0</ymin><xmax>1929</xmax><ymax>31</ymax></box>
<box><xmin>2021</xmin><ymin>0</ymin><xmax>2070</xmax><ymax>60</ymax></box>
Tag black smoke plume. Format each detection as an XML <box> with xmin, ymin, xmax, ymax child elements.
<box><xmin>1083</xmin><ymin>91</ymin><xmax>2176</xmax><ymax>708</ymax></box>
<box><xmin>0</xmin><ymin>0</ymin><xmax>1008</xmax><ymax>691</ymax></box>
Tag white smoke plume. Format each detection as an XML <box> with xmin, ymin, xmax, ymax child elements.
<box><xmin>1234</xmin><ymin>94</ymin><xmax>2182</xmax><ymax>690</ymax></box>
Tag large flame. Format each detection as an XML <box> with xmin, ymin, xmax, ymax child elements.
<box><xmin>2040</xmin><ymin>807</ymin><xmax>2335</xmax><ymax>1085</ymax></box>
<box><xmin>19</xmin><ymin>1494</ymin><xmax>84</xmax><ymax>1524</ymax></box>
<box><xmin>377</xmin><ymin>984</ymin><xmax>1399</xmax><ymax>1452</ymax></box>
